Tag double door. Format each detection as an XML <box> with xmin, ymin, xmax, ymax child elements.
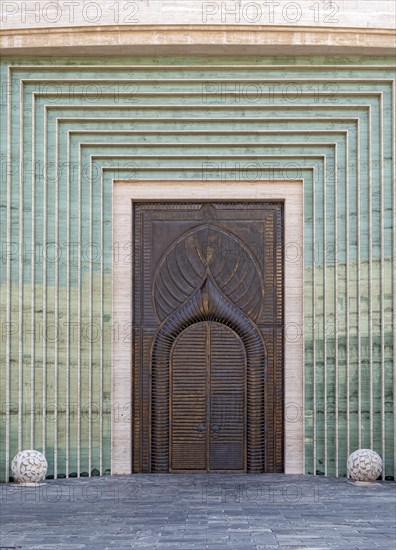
<box><xmin>171</xmin><ymin>321</ymin><xmax>246</xmax><ymax>472</ymax></box>
<box><xmin>132</xmin><ymin>201</ymin><xmax>284</xmax><ymax>473</ymax></box>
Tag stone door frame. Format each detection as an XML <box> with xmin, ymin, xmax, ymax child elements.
<box><xmin>112</xmin><ymin>180</ymin><xmax>304</xmax><ymax>475</ymax></box>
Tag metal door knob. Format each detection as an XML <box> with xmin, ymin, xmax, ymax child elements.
<box><xmin>211</xmin><ymin>424</ymin><xmax>220</xmax><ymax>432</ymax></box>
<box><xmin>197</xmin><ymin>425</ymin><xmax>206</xmax><ymax>432</ymax></box>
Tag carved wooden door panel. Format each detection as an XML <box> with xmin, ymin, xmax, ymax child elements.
<box><xmin>132</xmin><ymin>202</ymin><xmax>283</xmax><ymax>473</ymax></box>
<box><xmin>170</xmin><ymin>321</ymin><xmax>246</xmax><ymax>472</ymax></box>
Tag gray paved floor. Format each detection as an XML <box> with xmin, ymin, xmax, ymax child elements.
<box><xmin>1</xmin><ymin>474</ymin><xmax>395</xmax><ymax>550</ymax></box>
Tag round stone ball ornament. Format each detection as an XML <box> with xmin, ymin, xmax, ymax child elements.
<box><xmin>347</xmin><ymin>449</ymin><xmax>383</xmax><ymax>482</ymax></box>
<box><xmin>11</xmin><ymin>450</ymin><xmax>48</xmax><ymax>485</ymax></box>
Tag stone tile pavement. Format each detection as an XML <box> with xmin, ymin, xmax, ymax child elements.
<box><xmin>1</xmin><ymin>474</ymin><xmax>395</xmax><ymax>549</ymax></box>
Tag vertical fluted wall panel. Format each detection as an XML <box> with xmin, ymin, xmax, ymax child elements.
<box><xmin>0</xmin><ymin>56</ymin><xmax>394</xmax><ymax>481</ymax></box>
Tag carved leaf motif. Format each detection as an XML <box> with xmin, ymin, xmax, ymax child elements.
<box><xmin>154</xmin><ymin>225</ymin><xmax>263</xmax><ymax>321</ymax></box>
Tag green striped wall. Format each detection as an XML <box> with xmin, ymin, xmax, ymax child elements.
<box><xmin>0</xmin><ymin>56</ymin><xmax>394</xmax><ymax>481</ymax></box>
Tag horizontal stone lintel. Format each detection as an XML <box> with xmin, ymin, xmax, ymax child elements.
<box><xmin>1</xmin><ymin>25</ymin><xmax>395</xmax><ymax>56</ymax></box>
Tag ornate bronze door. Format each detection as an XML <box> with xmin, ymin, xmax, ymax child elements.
<box><xmin>132</xmin><ymin>202</ymin><xmax>283</xmax><ymax>473</ymax></box>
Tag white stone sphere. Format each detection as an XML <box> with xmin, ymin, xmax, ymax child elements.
<box><xmin>11</xmin><ymin>450</ymin><xmax>48</xmax><ymax>484</ymax></box>
<box><xmin>347</xmin><ymin>449</ymin><xmax>383</xmax><ymax>482</ymax></box>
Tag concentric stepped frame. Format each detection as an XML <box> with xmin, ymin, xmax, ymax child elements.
<box><xmin>0</xmin><ymin>55</ymin><xmax>394</xmax><ymax>482</ymax></box>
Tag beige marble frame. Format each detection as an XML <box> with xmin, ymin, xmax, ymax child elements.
<box><xmin>112</xmin><ymin>180</ymin><xmax>304</xmax><ymax>475</ymax></box>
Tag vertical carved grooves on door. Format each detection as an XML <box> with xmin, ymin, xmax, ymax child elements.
<box><xmin>151</xmin><ymin>276</ymin><xmax>266</xmax><ymax>472</ymax></box>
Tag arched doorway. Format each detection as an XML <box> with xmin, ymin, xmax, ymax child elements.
<box><xmin>170</xmin><ymin>321</ymin><xmax>246</xmax><ymax>472</ymax></box>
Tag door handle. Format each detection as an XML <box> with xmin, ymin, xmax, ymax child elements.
<box><xmin>211</xmin><ymin>424</ymin><xmax>220</xmax><ymax>432</ymax></box>
<box><xmin>197</xmin><ymin>425</ymin><xmax>206</xmax><ymax>432</ymax></box>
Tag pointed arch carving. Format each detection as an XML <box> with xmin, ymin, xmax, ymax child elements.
<box><xmin>151</xmin><ymin>275</ymin><xmax>267</xmax><ymax>472</ymax></box>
